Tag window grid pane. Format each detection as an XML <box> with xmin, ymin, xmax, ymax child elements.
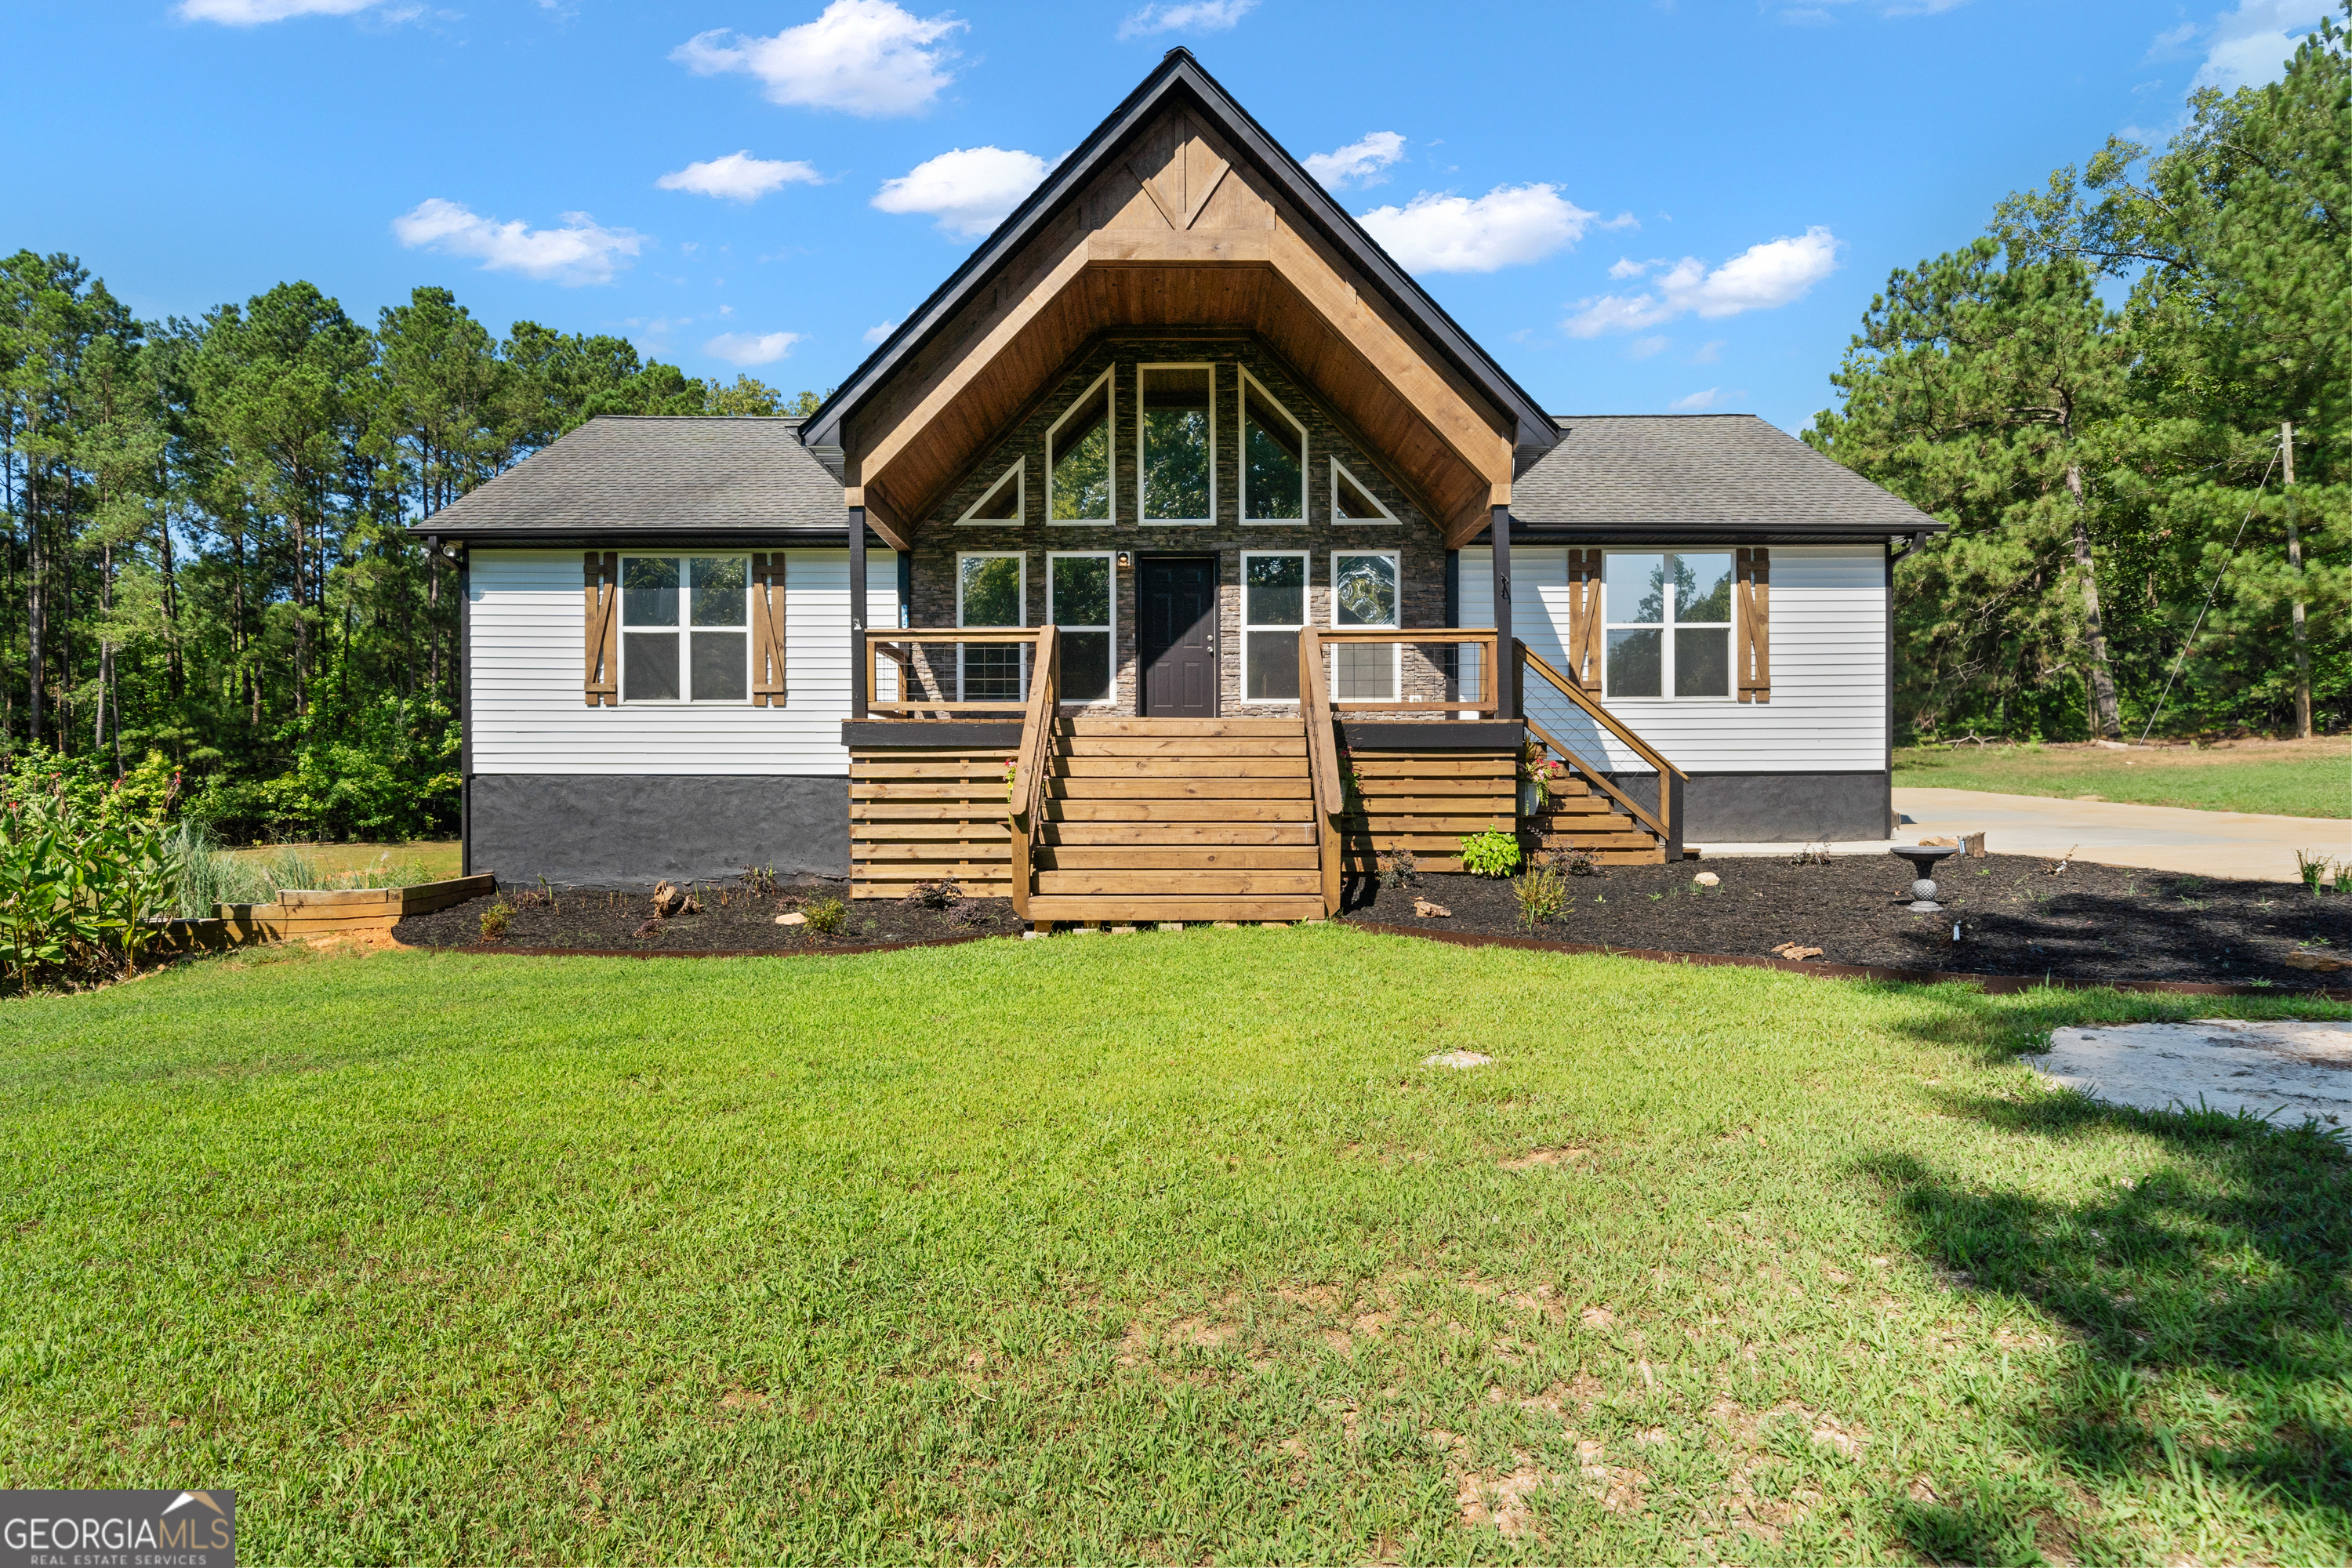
<box><xmin>622</xmin><ymin>557</ymin><xmax>678</xmax><ymax>626</ymax></box>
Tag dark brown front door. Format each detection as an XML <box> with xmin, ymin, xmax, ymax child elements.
<box><xmin>1138</xmin><ymin>556</ymin><xmax>1218</xmax><ymax>717</ymax></box>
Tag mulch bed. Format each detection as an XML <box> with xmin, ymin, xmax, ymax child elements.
<box><xmin>393</xmin><ymin>879</ymin><xmax>1024</xmax><ymax>955</ymax></box>
<box><xmin>1343</xmin><ymin>853</ymin><xmax>2352</xmax><ymax>991</ymax></box>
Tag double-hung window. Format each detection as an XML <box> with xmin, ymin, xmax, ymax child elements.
<box><xmin>1047</xmin><ymin>552</ymin><xmax>1115</xmax><ymax>704</ymax></box>
<box><xmin>956</xmin><ymin>552</ymin><xmax>1026</xmax><ymax>702</ymax></box>
<box><xmin>1240</xmin><ymin>550</ymin><xmax>1307</xmax><ymax>702</ymax></box>
<box><xmin>1138</xmin><ymin>365</ymin><xmax>1213</xmax><ymax>525</ymax></box>
<box><xmin>1603</xmin><ymin>551</ymin><xmax>1733</xmax><ymax>699</ymax></box>
<box><xmin>1047</xmin><ymin>371</ymin><xmax>1114</xmax><ymax>524</ymax></box>
<box><xmin>1240</xmin><ymin>371</ymin><xmax>1306</xmax><ymax>524</ymax></box>
<box><xmin>621</xmin><ymin>555</ymin><xmax>747</xmax><ymax>702</ymax></box>
<box><xmin>1331</xmin><ymin>550</ymin><xmax>1399</xmax><ymax>701</ymax></box>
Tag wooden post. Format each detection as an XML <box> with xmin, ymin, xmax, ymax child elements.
<box><xmin>1490</xmin><ymin>505</ymin><xmax>1513</xmax><ymax>719</ymax></box>
<box><xmin>2284</xmin><ymin>421</ymin><xmax>2311</xmax><ymax>740</ymax></box>
<box><xmin>848</xmin><ymin>504</ymin><xmax>868</xmax><ymax>720</ymax></box>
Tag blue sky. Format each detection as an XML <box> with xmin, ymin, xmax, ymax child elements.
<box><xmin>8</xmin><ymin>1</ymin><xmax>2338</xmax><ymax>434</ymax></box>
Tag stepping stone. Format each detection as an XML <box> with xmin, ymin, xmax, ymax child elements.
<box><xmin>2029</xmin><ymin>1020</ymin><xmax>2352</xmax><ymax>1129</ymax></box>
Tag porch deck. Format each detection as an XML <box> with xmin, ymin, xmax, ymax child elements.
<box><xmin>844</xmin><ymin>627</ymin><xmax>1685</xmax><ymax>924</ymax></box>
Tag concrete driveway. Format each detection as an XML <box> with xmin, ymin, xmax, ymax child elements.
<box><xmin>1893</xmin><ymin>787</ymin><xmax>2350</xmax><ymax>883</ymax></box>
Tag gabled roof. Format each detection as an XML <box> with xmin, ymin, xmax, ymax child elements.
<box><xmin>801</xmin><ymin>48</ymin><xmax>1559</xmax><ymax>461</ymax></box>
<box><xmin>421</xmin><ymin>417</ymin><xmax>844</xmax><ymax>541</ymax></box>
<box><xmin>1509</xmin><ymin>416</ymin><xmax>1945</xmax><ymax>538</ymax></box>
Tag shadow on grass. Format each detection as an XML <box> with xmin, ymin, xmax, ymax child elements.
<box><xmin>1865</xmin><ymin>1080</ymin><xmax>2352</xmax><ymax>1559</ymax></box>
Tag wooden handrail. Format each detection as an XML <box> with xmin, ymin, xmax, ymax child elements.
<box><xmin>862</xmin><ymin>626</ymin><xmax>1043</xmax><ymax>716</ymax></box>
<box><xmin>1005</xmin><ymin>626</ymin><xmax>1058</xmax><ymax>921</ymax></box>
<box><xmin>1517</xmin><ymin>642</ymin><xmax>1686</xmax><ymax>780</ymax></box>
<box><xmin>1524</xmin><ymin>715</ymin><xmax>1667</xmax><ymax>841</ymax></box>
<box><xmin>1298</xmin><ymin>628</ymin><xmax>1345</xmax><ymax>916</ymax></box>
<box><xmin>1308</xmin><ymin>628</ymin><xmax>1501</xmax><ymax>713</ymax></box>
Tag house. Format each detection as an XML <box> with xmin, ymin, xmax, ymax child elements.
<box><xmin>422</xmin><ymin>49</ymin><xmax>1941</xmax><ymax>925</ymax></box>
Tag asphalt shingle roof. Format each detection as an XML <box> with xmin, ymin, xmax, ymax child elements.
<box><xmin>1512</xmin><ymin>414</ymin><xmax>1941</xmax><ymax>535</ymax></box>
<box><xmin>420</xmin><ymin>416</ymin><xmax>845</xmax><ymax>539</ymax></box>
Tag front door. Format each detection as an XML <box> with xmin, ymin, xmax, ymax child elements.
<box><xmin>1138</xmin><ymin>556</ymin><xmax>1218</xmax><ymax>717</ymax></box>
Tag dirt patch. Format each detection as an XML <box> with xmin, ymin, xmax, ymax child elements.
<box><xmin>1348</xmin><ymin>854</ymin><xmax>2352</xmax><ymax>987</ymax></box>
<box><xmin>394</xmin><ymin>878</ymin><xmax>1023</xmax><ymax>953</ymax></box>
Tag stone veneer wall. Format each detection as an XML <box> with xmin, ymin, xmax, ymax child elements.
<box><xmin>901</xmin><ymin>337</ymin><xmax>1461</xmax><ymax>717</ymax></box>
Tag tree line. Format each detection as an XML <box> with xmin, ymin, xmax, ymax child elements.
<box><xmin>1810</xmin><ymin>9</ymin><xmax>2348</xmax><ymax>742</ymax></box>
<box><xmin>0</xmin><ymin>262</ymin><xmax>814</xmax><ymax>838</ymax></box>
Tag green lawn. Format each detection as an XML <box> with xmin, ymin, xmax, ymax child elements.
<box><xmin>4</xmin><ymin>932</ymin><xmax>2348</xmax><ymax>1563</ymax></box>
<box><xmin>1894</xmin><ymin>740</ymin><xmax>2351</xmax><ymax>818</ymax></box>
<box><xmin>222</xmin><ymin>839</ymin><xmax>463</xmax><ymax>883</ymax></box>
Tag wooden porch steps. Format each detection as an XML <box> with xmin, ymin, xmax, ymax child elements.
<box><xmin>1529</xmin><ymin>776</ymin><xmax>1667</xmax><ymax>865</ymax></box>
<box><xmin>1028</xmin><ymin>717</ymin><xmax>1327</xmax><ymax>924</ymax></box>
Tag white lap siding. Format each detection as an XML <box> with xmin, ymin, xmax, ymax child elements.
<box><xmin>466</xmin><ymin>546</ymin><xmax>898</xmax><ymax>775</ymax></box>
<box><xmin>1459</xmin><ymin>543</ymin><xmax>1886</xmax><ymax>774</ymax></box>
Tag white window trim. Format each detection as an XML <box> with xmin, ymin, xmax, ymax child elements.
<box><xmin>1135</xmin><ymin>362</ymin><xmax>1217</xmax><ymax>526</ymax></box>
<box><xmin>1330</xmin><ymin>457</ymin><xmax>1399</xmax><ymax>525</ymax></box>
<box><xmin>1047</xmin><ymin>550</ymin><xmax>1117</xmax><ymax>707</ymax></box>
<box><xmin>1602</xmin><ymin>547</ymin><xmax>1736</xmax><ymax>702</ymax></box>
<box><xmin>617</xmin><ymin>552</ymin><xmax>751</xmax><ymax>705</ymax></box>
<box><xmin>1240</xmin><ymin>548</ymin><xmax>1310</xmax><ymax>706</ymax></box>
<box><xmin>1330</xmin><ymin>548</ymin><xmax>1402</xmax><ymax>702</ymax></box>
<box><xmin>1238</xmin><ymin>368</ymin><xmax>1308</xmax><ymax>526</ymax></box>
<box><xmin>1046</xmin><ymin>368</ymin><xmax>1116</xmax><ymax>526</ymax></box>
<box><xmin>955</xmin><ymin>457</ymin><xmax>1024</xmax><ymax>527</ymax></box>
<box><xmin>955</xmin><ymin>550</ymin><xmax>1029</xmax><ymax>704</ymax></box>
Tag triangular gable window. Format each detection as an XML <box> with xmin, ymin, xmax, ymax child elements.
<box><xmin>1331</xmin><ymin>459</ymin><xmax>1398</xmax><ymax>525</ymax></box>
<box><xmin>957</xmin><ymin>459</ymin><xmax>1024</xmax><ymax>526</ymax></box>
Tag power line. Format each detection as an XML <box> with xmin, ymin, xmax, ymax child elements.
<box><xmin>2136</xmin><ymin>437</ymin><xmax>2283</xmax><ymax>742</ymax></box>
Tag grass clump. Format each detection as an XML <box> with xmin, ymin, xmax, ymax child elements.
<box><xmin>1513</xmin><ymin>864</ymin><xmax>1567</xmax><ymax>931</ymax></box>
<box><xmin>1893</xmin><ymin>737</ymin><xmax>2349</xmax><ymax>818</ymax></box>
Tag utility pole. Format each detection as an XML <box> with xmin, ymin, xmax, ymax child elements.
<box><xmin>2283</xmin><ymin>421</ymin><xmax>2311</xmax><ymax>739</ymax></box>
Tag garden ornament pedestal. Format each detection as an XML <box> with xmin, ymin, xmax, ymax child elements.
<box><xmin>1889</xmin><ymin>844</ymin><xmax>1959</xmax><ymax>913</ymax></box>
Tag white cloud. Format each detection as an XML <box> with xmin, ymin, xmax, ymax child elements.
<box><xmin>1358</xmin><ymin>184</ymin><xmax>1595</xmax><ymax>274</ymax></box>
<box><xmin>391</xmin><ymin>199</ymin><xmax>646</xmax><ymax>285</ymax></box>
<box><xmin>704</xmin><ymin>331</ymin><xmax>804</xmax><ymax>366</ymax></box>
<box><xmin>1692</xmin><ymin>339</ymin><xmax>1725</xmax><ymax>364</ymax></box>
<box><xmin>873</xmin><ymin>146</ymin><xmax>1053</xmax><ymax>238</ymax></box>
<box><xmin>673</xmin><ymin>0</ymin><xmax>964</xmax><ymax>117</ymax></box>
<box><xmin>2192</xmin><ymin>0</ymin><xmax>2334</xmax><ymax>91</ymax></box>
<box><xmin>178</xmin><ymin>0</ymin><xmax>376</xmax><ymax>20</ymax></box>
<box><xmin>1669</xmin><ymin>388</ymin><xmax>1722</xmax><ymax>411</ymax></box>
<box><xmin>1116</xmin><ymin>0</ymin><xmax>1258</xmax><ymax>40</ymax></box>
<box><xmin>1564</xmin><ymin>226</ymin><xmax>1840</xmax><ymax>336</ymax></box>
<box><xmin>1607</xmin><ymin>256</ymin><xmax>1653</xmax><ymax>279</ymax></box>
<box><xmin>863</xmin><ymin>320</ymin><xmax>899</xmax><ymax>343</ymax></box>
<box><xmin>1305</xmin><ymin>131</ymin><xmax>1406</xmax><ymax>189</ymax></box>
<box><xmin>1626</xmin><ymin>336</ymin><xmax>1668</xmax><ymax>360</ymax></box>
<box><xmin>657</xmin><ymin>151</ymin><xmax>824</xmax><ymax>202</ymax></box>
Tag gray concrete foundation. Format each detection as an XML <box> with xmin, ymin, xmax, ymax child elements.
<box><xmin>1604</xmin><ymin>770</ymin><xmax>1890</xmax><ymax>843</ymax></box>
<box><xmin>468</xmin><ymin>774</ymin><xmax>849</xmax><ymax>888</ymax></box>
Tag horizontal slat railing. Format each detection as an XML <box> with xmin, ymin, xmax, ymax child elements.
<box><xmin>1315</xmin><ymin>627</ymin><xmax>1501</xmax><ymax>714</ymax></box>
<box><xmin>863</xmin><ymin>628</ymin><xmax>1040</xmax><ymax>717</ymax></box>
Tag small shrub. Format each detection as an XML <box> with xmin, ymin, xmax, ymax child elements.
<box><xmin>739</xmin><ymin>864</ymin><xmax>779</xmax><ymax>898</ymax></box>
<box><xmin>1514</xmin><ymin>865</ymin><xmax>1567</xmax><ymax>931</ymax></box>
<box><xmin>804</xmin><ymin>897</ymin><xmax>848</xmax><ymax>935</ymax></box>
<box><xmin>1378</xmin><ymin>848</ymin><xmax>1421</xmax><ymax>890</ymax></box>
<box><xmin>1458</xmin><ymin>825</ymin><xmax>1521</xmax><ymax>879</ymax></box>
<box><xmin>1558</xmin><ymin>849</ymin><xmax>1600</xmax><ymax>877</ymax></box>
<box><xmin>2298</xmin><ymin>849</ymin><xmax>2330</xmax><ymax>895</ymax></box>
<box><xmin>478</xmin><ymin>902</ymin><xmax>513</xmax><ymax>939</ymax></box>
<box><xmin>1787</xmin><ymin>842</ymin><xmax>1831</xmax><ymax>867</ymax></box>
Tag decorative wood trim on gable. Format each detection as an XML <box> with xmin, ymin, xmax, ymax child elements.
<box><xmin>750</xmin><ymin>552</ymin><xmax>787</xmax><ymax>706</ymax></box>
<box><xmin>583</xmin><ymin>550</ymin><xmax>617</xmax><ymax>706</ymax></box>
<box><xmin>1565</xmin><ymin>548</ymin><xmax>1603</xmax><ymax>693</ymax></box>
<box><xmin>1736</xmin><ymin>546</ymin><xmax>1771</xmax><ymax>703</ymax></box>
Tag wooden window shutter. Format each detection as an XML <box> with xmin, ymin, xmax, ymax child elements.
<box><xmin>1736</xmin><ymin>546</ymin><xmax>1771</xmax><ymax>703</ymax></box>
<box><xmin>1566</xmin><ymin>548</ymin><xmax>1603</xmax><ymax>692</ymax></box>
<box><xmin>750</xmin><ymin>553</ymin><xmax>787</xmax><ymax>707</ymax></box>
<box><xmin>583</xmin><ymin>551</ymin><xmax>618</xmax><ymax>706</ymax></box>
